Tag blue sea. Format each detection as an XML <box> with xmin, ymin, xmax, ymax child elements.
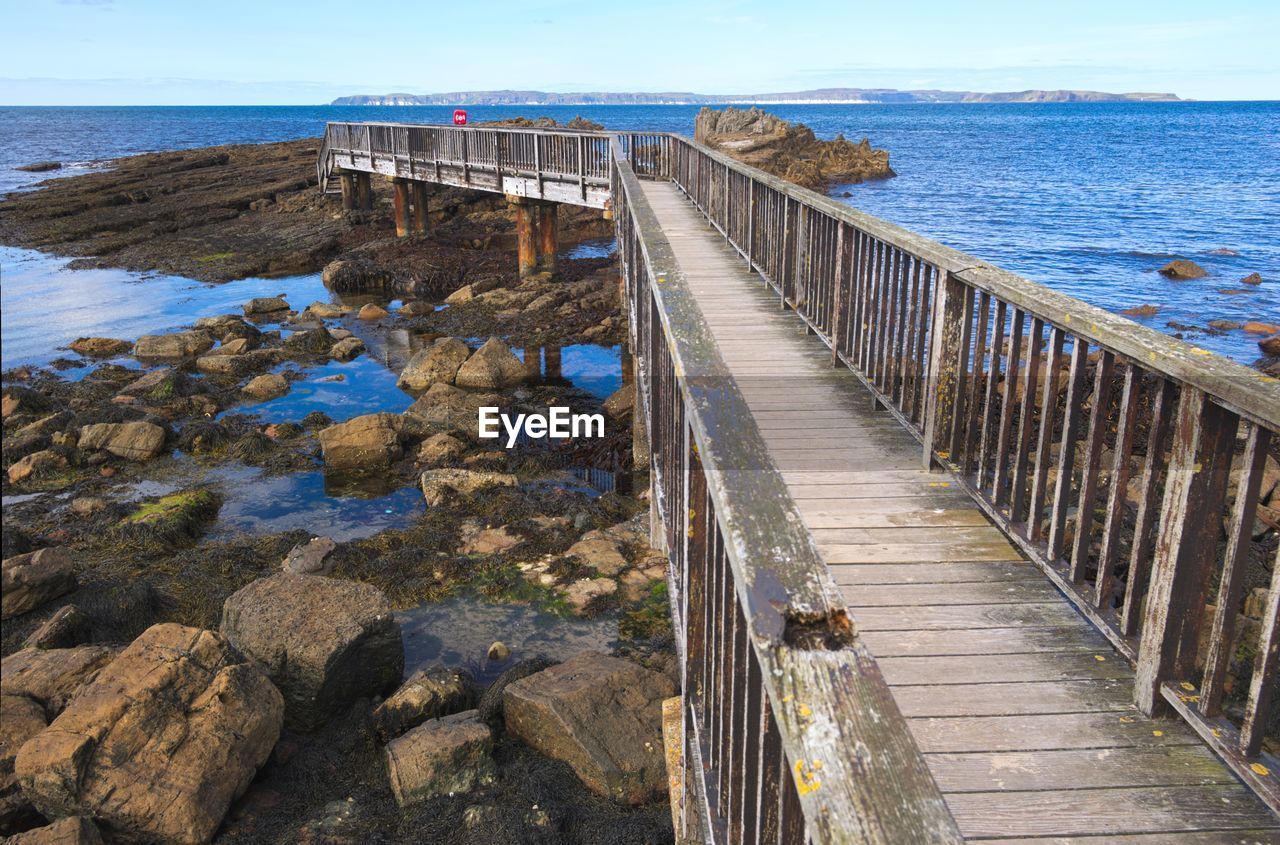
<box><xmin>1</xmin><ymin>102</ymin><xmax>1277</xmax><ymax>364</ymax></box>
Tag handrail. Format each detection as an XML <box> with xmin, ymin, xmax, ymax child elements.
<box><xmin>611</xmin><ymin>136</ymin><xmax>962</xmax><ymax>843</ymax></box>
<box><xmin>664</xmin><ymin>130</ymin><xmax>1280</xmax><ymax>809</ymax></box>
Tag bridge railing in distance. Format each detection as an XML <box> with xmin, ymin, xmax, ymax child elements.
<box><xmin>320</xmin><ymin>121</ymin><xmax>615</xmax><ymax>208</ymax></box>
<box><xmin>610</xmin><ymin>137</ymin><xmax>963</xmax><ymax>844</ymax></box>
<box><xmin>666</xmin><ymin>134</ymin><xmax>1280</xmax><ymax>810</ymax></box>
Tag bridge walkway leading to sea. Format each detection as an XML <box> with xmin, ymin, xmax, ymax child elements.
<box><xmin>317</xmin><ymin>122</ymin><xmax>1280</xmax><ymax>843</ymax></box>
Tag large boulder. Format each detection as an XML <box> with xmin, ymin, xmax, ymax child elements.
<box><xmin>384</xmin><ymin>710</ymin><xmax>494</xmax><ymax>806</ymax></box>
<box><xmin>283</xmin><ymin>327</ymin><xmax>334</xmax><ymax>354</ymax></box>
<box><xmin>372</xmin><ymin>667</ymin><xmax>476</xmax><ymax>742</ymax></box>
<box><xmin>420</xmin><ymin>468</ymin><xmax>517</xmax><ymax>507</ymax></box>
<box><xmin>242</xmin><ymin>373</ymin><xmax>289</xmax><ymax>400</ymax></box>
<box><xmin>404</xmin><ymin>383</ymin><xmax>503</xmax><ymax>438</ymax></box>
<box><xmin>317</xmin><ymin>413</ymin><xmax>406</xmax><ymax>470</ymax></box>
<box><xmin>454</xmin><ymin>337</ymin><xmax>528</xmax><ymax>390</ymax></box>
<box><xmin>14</xmin><ymin>624</ymin><xmax>282</xmax><ymax>845</ymax></box>
<box><xmin>330</xmin><ymin>336</ymin><xmax>365</xmax><ymax>361</ymax></box>
<box><xmin>503</xmin><ymin>652</ymin><xmax>675</xmax><ymax>804</ymax></box>
<box><xmin>7</xmin><ymin>450</ymin><xmax>67</xmax><ymax>485</ymax></box>
<box><xmin>77</xmin><ymin>421</ymin><xmax>167</xmax><ymax>461</ymax></box>
<box><xmin>0</xmin><ymin>646</ymin><xmax>119</xmax><ymax>718</ymax></box>
<box><xmin>220</xmin><ymin>574</ymin><xmax>403</xmax><ymax>731</ymax></box>
<box><xmin>415</xmin><ymin>432</ymin><xmax>466</xmax><ymax>467</ymax></box>
<box><xmin>132</xmin><ymin>331</ymin><xmax>214</xmax><ymax>359</ymax></box>
<box><xmin>2</xmin><ymin>548</ymin><xmax>77</xmax><ymax>620</ymax></box>
<box><xmin>4</xmin><ymin>816</ymin><xmax>104</xmax><ymax>844</ymax></box>
<box><xmin>397</xmin><ymin>338</ymin><xmax>472</xmax><ymax>392</ymax></box>
<box><xmin>1</xmin><ymin>694</ymin><xmax>47</xmax><ymax>834</ymax></box>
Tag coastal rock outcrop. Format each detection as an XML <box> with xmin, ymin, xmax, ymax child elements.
<box><xmin>502</xmin><ymin>652</ymin><xmax>675</xmax><ymax>804</ymax></box>
<box><xmin>420</xmin><ymin>468</ymin><xmax>517</xmax><ymax>506</ymax></box>
<box><xmin>69</xmin><ymin>337</ymin><xmax>131</xmax><ymax>357</ymax></box>
<box><xmin>321</xmin><ymin>258</ymin><xmax>392</xmax><ymax>292</ymax></box>
<box><xmin>220</xmin><ymin>573</ymin><xmax>403</xmax><ymax>730</ymax></box>
<box><xmin>2</xmin><ymin>548</ymin><xmax>77</xmax><ymax>619</ymax></box>
<box><xmin>242</xmin><ymin>373</ymin><xmax>289</xmax><ymax>400</ymax></box>
<box><xmin>694</xmin><ymin>106</ymin><xmax>894</xmax><ymax>190</ymax></box>
<box><xmin>242</xmin><ymin>296</ymin><xmax>289</xmax><ymax>315</ymax></box>
<box><xmin>14</xmin><ymin>624</ymin><xmax>282</xmax><ymax>845</ymax></box>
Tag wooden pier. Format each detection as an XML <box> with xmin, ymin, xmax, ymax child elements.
<box><xmin>319</xmin><ymin>122</ymin><xmax>1280</xmax><ymax>843</ymax></box>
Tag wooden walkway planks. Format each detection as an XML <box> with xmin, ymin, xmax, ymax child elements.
<box><xmin>639</xmin><ymin>180</ymin><xmax>1280</xmax><ymax>843</ymax></box>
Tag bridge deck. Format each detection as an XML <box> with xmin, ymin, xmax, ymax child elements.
<box><xmin>639</xmin><ymin>180</ymin><xmax>1280</xmax><ymax>843</ymax></box>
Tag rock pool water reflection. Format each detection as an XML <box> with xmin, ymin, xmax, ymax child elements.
<box><xmin>397</xmin><ymin>595</ymin><xmax>619</xmax><ymax>683</ymax></box>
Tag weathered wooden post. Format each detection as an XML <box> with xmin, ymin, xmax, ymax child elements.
<box><xmin>392</xmin><ymin>178</ymin><xmax>411</xmax><ymax>238</ymax></box>
<box><xmin>536</xmin><ymin>201</ymin><xmax>559</xmax><ymax>274</ymax></box>
<box><xmin>355</xmin><ymin>172</ymin><xmax>373</xmax><ymax>212</ymax></box>
<box><xmin>509</xmin><ymin>196</ymin><xmax>538</xmax><ymax>278</ymax></box>
<box><xmin>339</xmin><ymin>170</ymin><xmax>356</xmax><ymax>211</ymax></box>
<box><xmin>921</xmin><ymin>269</ymin><xmax>967</xmax><ymax>468</ymax></box>
<box><xmin>544</xmin><ymin>346</ymin><xmax>562</xmax><ymax>380</ymax></box>
<box><xmin>1134</xmin><ymin>387</ymin><xmax>1238</xmax><ymax>715</ymax></box>
<box><xmin>410</xmin><ymin>181</ymin><xmax>430</xmax><ymax>235</ymax></box>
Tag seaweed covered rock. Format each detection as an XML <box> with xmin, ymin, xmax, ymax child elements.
<box><xmin>220</xmin><ymin>574</ymin><xmax>403</xmax><ymax>731</ymax></box>
<box><xmin>503</xmin><ymin>652</ymin><xmax>674</xmax><ymax>804</ymax></box>
<box><xmin>14</xmin><ymin>624</ymin><xmax>282</xmax><ymax>845</ymax></box>
<box><xmin>321</xmin><ymin>258</ymin><xmax>392</xmax><ymax>292</ymax></box>
<box><xmin>2</xmin><ymin>548</ymin><xmax>77</xmax><ymax>619</ymax></box>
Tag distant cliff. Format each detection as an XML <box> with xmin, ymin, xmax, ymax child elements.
<box><xmin>330</xmin><ymin>88</ymin><xmax>1181</xmax><ymax>106</ymax></box>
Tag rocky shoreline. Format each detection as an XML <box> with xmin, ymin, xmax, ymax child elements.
<box><xmin>2</xmin><ymin>127</ymin><xmax>676</xmax><ymax>843</ymax></box>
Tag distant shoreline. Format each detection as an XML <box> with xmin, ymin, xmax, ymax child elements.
<box><xmin>330</xmin><ymin>87</ymin><xmax>1183</xmax><ymax>107</ymax></box>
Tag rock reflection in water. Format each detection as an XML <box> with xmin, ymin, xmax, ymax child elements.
<box><xmin>398</xmin><ymin>595</ymin><xmax>619</xmax><ymax>684</ymax></box>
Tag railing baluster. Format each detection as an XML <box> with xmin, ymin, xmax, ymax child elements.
<box><xmin>1010</xmin><ymin>318</ymin><xmax>1045</xmax><ymax>523</ymax></box>
<box><xmin>1046</xmin><ymin>336</ymin><xmax>1091</xmax><ymax>560</ymax></box>
<box><xmin>1120</xmin><ymin>377</ymin><xmax>1177</xmax><ymax>636</ymax></box>
<box><xmin>992</xmin><ymin>309</ymin><xmax>1025</xmax><ymax>504</ymax></box>
<box><xmin>1066</xmin><ymin>349</ymin><xmax>1115</xmax><ymax>580</ymax></box>
<box><xmin>1028</xmin><ymin>327</ymin><xmax>1066</xmax><ymax>541</ymax></box>
<box><xmin>977</xmin><ymin>299</ymin><xmax>1008</xmax><ymax>485</ymax></box>
<box><xmin>1242</xmin><ymin>545</ymin><xmax>1280</xmax><ymax>756</ymax></box>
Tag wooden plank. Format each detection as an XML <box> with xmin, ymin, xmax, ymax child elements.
<box><xmin>850</xmin><ymin>602</ymin><xmax>1091</xmax><ymax>631</ymax></box>
<box><xmin>841</xmin><ymin>580</ymin><xmax>1060</xmax><ymax>607</ymax></box>
<box><xmin>878</xmin><ymin>652</ymin><xmax>1132</xmax><ymax>685</ymax></box>
<box><xmin>830</xmin><ymin>561</ymin><xmax>1037</xmax><ymax>585</ymax></box>
<box><xmin>909</xmin><ymin>712</ymin><xmax>1202</xmax><ymax>753</ymax></box>
<box><xmin>859</xmin><ymin>626</ymin><xmax>1111</xmax><ymax>657</ymax></box>
<box><xmin>811</xmin><ymin>525</ymin><xmax>1009</xmax><ymax>546</ymax></box>
<box><xmin>927</xmin><ymin>745</ymin><xmax>1239</xmax><ymax>792</ymax></box>
<box><xmin>800</xmin><ymin>508</ymin><xmax>993</xmax><ymax>529</ymax></box>
<box><xmin>946</xmin><ymin>785</ymin><xmax>1280</xmax><ymax>839</ymax></box>
<box><xmin>968</xmin><ymin>833</ymin><xmax>1280</xmax><ymax>845</ymax></box>
<box><xmin>820</xmin><ymin>541</ymin><xmax>1017</xmax><ymax>563</ymax></box>
<box><xmin>891</xmin><ymin>679</ymin><xmax>1134</xmax><ymax>718</ymax></box>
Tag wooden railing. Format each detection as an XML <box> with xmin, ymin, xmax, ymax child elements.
<box><xmin>655</xmin><ymin>132</ymin><xmax>1280</xmax><ymax>808</ymax></box>
<box><xmin>612</xmin><ymin>138</ymin><xmax>962</xmax><ymax>844</ymax></box>
<box><xmin>319</xmin><ymin>121</ymin><xmax>614</xmax><ymax>208</ymax></box>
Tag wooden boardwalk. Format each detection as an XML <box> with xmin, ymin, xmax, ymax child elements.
<box><xmin>640</xmin><ymin>179</ymin><xmax>1280</xmax><ymax>843</ymax></box>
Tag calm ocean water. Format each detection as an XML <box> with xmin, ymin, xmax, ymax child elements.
<box><xmin>1</xmin><ymin>103</ymin><xmax>1277</xmax><ymax>363</ymax></box>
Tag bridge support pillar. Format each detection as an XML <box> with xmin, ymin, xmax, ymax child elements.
<box><xmin>536</xmin><ymin>201</ymin><xmax>559</xmax><ymax>274</ymax></box>
<box><xmin>392</xmin><ymin>178</ymin><xmax>411</xmax><ymax>238</ymax></box>
<box><xmin>338</xmin><ymin>170</ymin><xmax>356</xmax><ymax>211</ymax></box>
<box><xmin>411</xmin><ymin>181</ymin><xmax>430</xmax><ymax>235</ymax></box>
<box><xmin>509</xmin><ymin>196</ymin><xmax>539</xmax><ymax>278</ymax></box>
<box><xmin>355</xmin><ymin>172</ymin><xmax>373</xmax><ymax>212</ymax></box>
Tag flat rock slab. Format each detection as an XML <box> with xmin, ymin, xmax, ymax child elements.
<box><xmin>221</xmin><ymin>574</ymin><xmax>403</xmax><ymax>731</ymax></box>
<box><xmin>385</xmin><ymin>710</ymin><xmax>494</xmax><ymax>806</ymax></box>
<box><xmin>77</xmin><ymin>421</ymin><xmax>166</xmax><ymax>462</ymax></box>
<box><xmin>14</xmin><ymin>624</ymin><xmax>282</xmax><ymax>845</ymax></box>
<box><xmin>503</xmin><ymin>651</ymin><xmax>675</xmax><ymax>805</ymax></box>
<box><xmin>2</xmin><ymin>548</ymin><xmax>77</xmax><ymax>620</ymax></box>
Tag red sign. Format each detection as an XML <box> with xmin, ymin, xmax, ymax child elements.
<box><xmin>453</xmin><ymin>109</ymin><xmax>467</xmax><ymax>126</ymax></box>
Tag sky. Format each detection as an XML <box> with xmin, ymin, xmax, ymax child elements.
<box><xmin>0</xmin><ymin>0</ymin><xmax>1276</xmax><ymax>104</ymax></box>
